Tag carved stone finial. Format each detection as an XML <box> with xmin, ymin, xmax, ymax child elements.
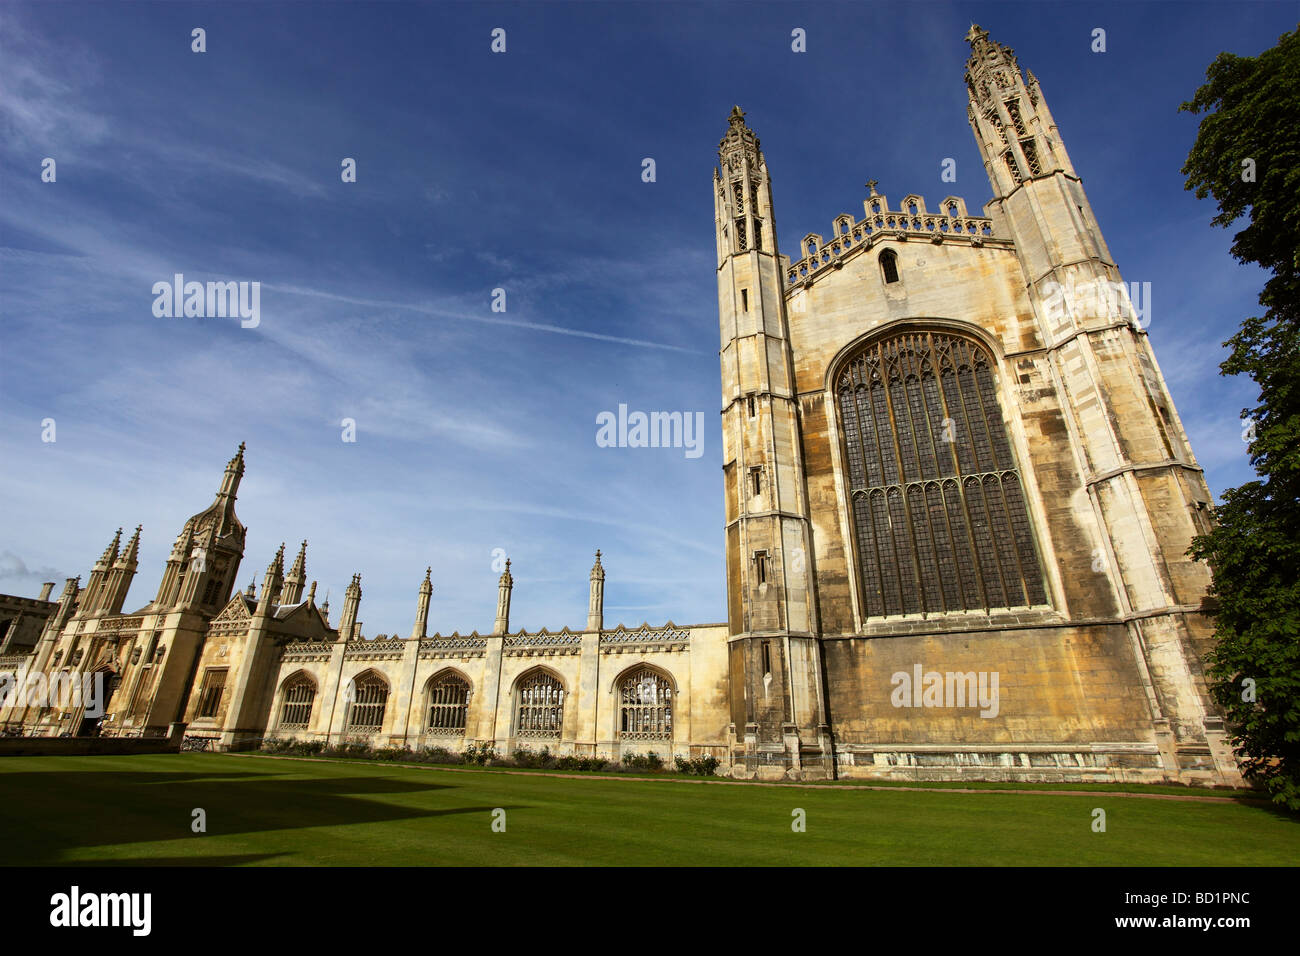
<box><xmin>866</xmin><ymin>179</ymin><xmax>879</xmax><ymax>196</ymax></box>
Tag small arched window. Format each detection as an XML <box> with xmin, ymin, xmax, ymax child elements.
<box><xmin>835</xmin><ymin>330</ymin><xmax>1047</xmax><ymax>617</ymax></box>
<box><xmin>427</xmin><ymin>672</ymin><xmax>470</xmax><ymax>733</ymax></box>
<box><xmin>279</xmin><ymin>674</ymin><xmax>316</xmax><ymax>728</ymax></box>
<box><xmin>880</xmin><ymin>249</ymin><xmax>900</xmax><ymax>284</ymax></box>
<box><xmin>202</xmin><ymin>578</ymin><xmax>223</xmax><ymax>606</ymax></box>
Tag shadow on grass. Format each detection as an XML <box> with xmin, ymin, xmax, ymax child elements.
<box><xmin>0</xmin><ymin>768</ymin><xmax>526</xmax><ymax>865</ymax></box>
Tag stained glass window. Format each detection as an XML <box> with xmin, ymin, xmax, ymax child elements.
<box><xmin>836</xmin><ymin>330</ymin><xmax>1047</xmax><ymax>617</ymax></box>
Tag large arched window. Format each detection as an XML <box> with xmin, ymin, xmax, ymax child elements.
<box><xmin>618</xmin><ymin>667</ymin><xmax>673</xmax><ymax>740</ymax></box>
<box><xmin>835</xmin><ymin>329</ymin><xmax>1047</xmax><ymax>617</ymax></box>
<box><xmin>514</xmin><ymin>670</ymin><xmax>564</xmax><ymax>739</ymax></box>
<box><xmin>345</xmin><ymin>671</ymin><xmax>388</xmax><ymax>733</ymax></box>
<box><xmin>427</xmin><ymin>672</ymin><xmax>470</xmax><ymax>733</ymax></box>
<box><xmin>279</xmin><ymin>673</ymin><xmax>316</xmax><ymax>729</ymax></box>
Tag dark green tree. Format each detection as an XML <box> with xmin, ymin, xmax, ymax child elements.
<box><xmin>1181</xmin><ymin>25</ymin><xmax>1300</xmax><ymax>809</ymax></box>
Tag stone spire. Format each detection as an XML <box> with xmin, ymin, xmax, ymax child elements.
<box><xmin>218</xmin><ymin>441</ymin><xmax>246</xmax><ymax>501</ymax></box>
<box><xmin>117</xmin><ymin>525</ymin><xmax>142</xmax><ymax>568</ymax></box>
<box><xmin>718</xmin><ymin>104</ymin><xmax>761</xmax><ymax>169</ymax></box>
<box><xmin>714</xmin><ymin>104</ymin><xmax>772</xmax><ymax>261</ymax></box>
<box><xmin>97</xmin><ymin>528</ymin><xmax>123</xmax><ymax>568</ymax></box>
<box><xmin>193</xmin><ymin>441</ymin><xmax>247</xmax><ymax>545</ymax></box>
<box><xmin>51</xmin><ymin>576</ymin><xmax>80</xmax><ymax>634</ymax></box>
<box><xmin>963</xmin><ymin>23</ymin><xmax>1073</xmax><ymax>196</ymax></box>
<box><xmin>412</xmin><ymin>567</ymin><xmax>433</xmax><ymax>639</ymax></box>
<box><xmin>587</xmin><ymin>550</ymin><xmax>605</xmax><ymax>633</ymax></box>
<box><xmin>169</xmin><ymin>444</ymin><xmax>248</xmax><ymax>613</ymax></box>
<box><xmin>82</xmin><ymin>528</ymin><xmax>122</xmax><ymax>615</ymax></box>
<box><xmin>340</xmin><ymin>574</ymin><xmax>362</xmax><ymax>641</ymax></box>
<box><xmin>256</xmin><ymin>543</ymin><xmax>285</xmax><ymax>616</ymax></box>
<box><xmin>155</xmin><ymin>519</ymin><xmax>194</xmax><ymax>608</ymax></box>
<box><xmin>101</xmin><ymin>525</ymin><xmax>142</xmax><ymax>615</ymax></box>
<box><xmin>493</xmin><ymin>559</ymin><xmax>513</xmax><ymax>636</ymax></box>
<box><xmin>280</xmin><ymin>540</ymin><xmax>307</xmax><ymax>605</ymax></box>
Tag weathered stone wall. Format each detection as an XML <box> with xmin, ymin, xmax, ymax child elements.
<box><xmin>822</xmin><ymin>623</ymin><xmax>1154</xmax><ymax>746</ymax></box>
<box><xmin>261</xmin><ymin>623</ymin><xmax>732</xmax><ymax>760</ymax></box>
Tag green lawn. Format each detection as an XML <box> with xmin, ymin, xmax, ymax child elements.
<box><xmin>0</xmin><ymin>753</ymin><xmax>1295</xmax><ymax>866</ymax></box>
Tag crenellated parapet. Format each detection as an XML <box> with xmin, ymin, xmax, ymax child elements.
<box><xmin>786</xmin><ymin>189</ymin><xmax>998</xmax><ymax>290</ymax></box>
<box><xmin>420</xmin><ymin>634</ymin><xmax>489</xmax><ymax>659</ymax></box>
<box><xmin>342</xmin><ymin>638</ymin><xmax>404</xmax><ymax>661</ymax></box>
<box><xmin>599</xmin><ymin>623</ymin><xmax>691</xmax><ymax>654</ymax></box>
<box><xmin>505</xmin><ymin>627</ymin><xmax>583</xmax><ymax>657</ymax></box>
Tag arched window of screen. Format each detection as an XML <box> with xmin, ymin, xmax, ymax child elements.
<box><xmin>279</xmin><ymin>673</ymin><xmax>316</xmax><ymax>728</ymax></box>
<box><xmin>427</xmin><ymin>672</ymin><xmax>470</xmax><ymax>733</ymax></box>
<box><xmin>515</xmin><ymin>670</ymin><xmax>565</xmax><ymax>739</ymax></box>
<box><xmin>835</xmin><ymin>329</ymin><xmax>1047</xmax><ymax>617</ymax></box>
<box><xmin>618</xmin><ymin>667</ymin><xmax>673</xmax><ymax>740</ymax></box>
<box><xmin>345</xmin><ymin>671</ymin><xmax>388</xmax><ymax>733</ymax></box>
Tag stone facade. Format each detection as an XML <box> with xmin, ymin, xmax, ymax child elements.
<box><xmin>0</xmin><ymin>447</ymin><xmax>731</xmax><ymax>762</ymax></box>
<box><xmin>0</xmin><ymin>585</ymin><xmax>57</xmax><ymax>656</ymax></box>
<box><xmin>0</xmin><ymin>26</ymin><xmax>1239</xmax><ymax>787</ymax></box>
<box><xmin>714</xmin><ymin>25</ymin><xmax>1236</xmax><ymax>785</ymax></box>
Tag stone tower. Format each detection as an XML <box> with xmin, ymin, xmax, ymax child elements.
<box><xmin>139</xmin><ymin>445</ymin><xmax>248</xmax><ymax>729</ymax></box>
<box><xmin>963</xmin><ymin>24</ymin><xmax>1229</xmax><ymax>771</ymax></box>
<box><xmin>714</xmin><ymin>106</ymin><xmax>830</xmax><ymax>771</ymax></box>
<box><xmin>170</xmin><ymin>442</ymin><xmax>247</xmax><ymax>614</ymax></box>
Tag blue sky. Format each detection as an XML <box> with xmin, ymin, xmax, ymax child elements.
<box><xmin>0</xmin><ymin>1</ymin><xmax>1292</xmax><ymax>634</ymax></box>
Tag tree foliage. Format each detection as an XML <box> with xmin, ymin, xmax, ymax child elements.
<box><xmin>1181</xmin><ymin>26</ymin><xmax>1300</xmax><ymax>808</ymax></box>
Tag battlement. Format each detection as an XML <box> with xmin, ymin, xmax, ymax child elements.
<box><xmin>785</xmin><ymin>190</ymin><xmax>998</xmax><ymax>290</ymax></box>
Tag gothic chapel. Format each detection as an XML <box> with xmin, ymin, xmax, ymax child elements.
<box><xmin>0</xmin><ymin>26</ymin><xmax>1239</xmax><ymax>785</ymax></box>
